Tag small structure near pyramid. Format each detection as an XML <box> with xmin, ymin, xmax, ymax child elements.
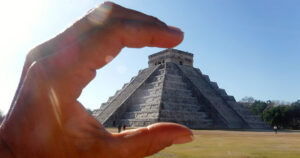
<box><xmin>93</xmin><ymin>49</ymin><xmax>268</xmax><ymax>129</ymax></box>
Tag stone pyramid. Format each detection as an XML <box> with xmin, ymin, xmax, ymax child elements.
<box><xmin>93</xmin><ymin>49</ymin><xmax>269</xmax><ymax>129</ymax></box>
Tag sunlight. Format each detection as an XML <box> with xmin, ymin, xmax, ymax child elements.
<box><xmin>0</xmin><ymin>0</ymin><xmax>49</xmax><ymax>114</ymax></box>
<box><xmin>87</xmin><ymin>2</ymin><xmax>112</xmax><ymax>26</ymax></box>
<box><xmin>0</xmin><ymin>0</ymin><xmax>48</xmax><ymax>53</ymax></box>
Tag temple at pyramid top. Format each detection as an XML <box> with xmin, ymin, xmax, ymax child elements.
<box><xmin>148</xmin><ymin>49</ymin><xmax>193</xmax><ymax>67</ymax></box>
<box><xmin>93</xmin><ymin>49</ymin><xmax>269</xmax><ymax>129</ymax></box>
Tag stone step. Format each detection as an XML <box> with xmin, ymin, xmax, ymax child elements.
<box><xmin>243</xmin><ymin>115</ymin><xmax>263</xmax><ymax>122</ymax></box>
<box><xmin>105</xmin><ymin>82</ymin><xmax>130</xmax><ymax>103</ymax></box>
<box><xmin>159</xmin><ymin>68</ymin><xmax>180</xmax><ymax>75</ymax></box>
<box><xmin>100</xmin><ymin>102</ymin><xmax>108</xmax><ymax>108</ymax></box>
<box><xmin>165</xmin><ymin>73</ymin><xmax>183</xmax><ymax>82</ymax></box>
<box><xmin>159</xmin><ymin>118</ymin><xmax>213</xmax><ymax>128</ymax></box>
<box><xmin>131</xmin><ymin>99</ymin><xmax>160</xmax><ymax>105</ymax></box>
<box><xmin>139</xmin><ymin>84</ymin><xmax>163</xmax><ymax>92</ymax></box>
<box><xmin>232</xmin><ymin>107</ymin><xmax>251</xmax><ymax>116</ymax></box>
<box><xmin>134</xmin><ymin>93</ymin><xmax>160</xmax><ymax>99</ymax></box>
<box><xmin>92</xmin><ymin>109</ymin><xmax>102</xmax><ymax>117</ymax></box>
<box><xmin>146</xmin><ymin>74</ymin><xmax>164</xmax><ymax>83</ymax></box>
<box><xmin>218</xmin><ymin>89</ymin><xmax>227</xmax><ymax>97</ymax></box>
<box><xmin>226</xmin><ymin>101</ymin><xmax>252</xmax><ymax>115</ymax></box>
<box><xmin>223</xmin><ymin>95</ymin><xmax>235</xmax><ymax>101</ymax></box>
<box><xmin>134</xmin><ymin>87</ymin><xmax>162</xmax><ymax>98</ymax></box>
<box><xmin>164</xmin><ymin>81</ymin><xmax>187</xmax><ymax>89</ymax></box>
<box><xmin>165</xmin><ymin>69</ymin><xmax>181</xmax><ymax>75</ymax></box>
<box><xmin>164</xmin><ymin>87</ymin><xmax>192</xmax><ymax>94</ymax></box>
<box><xmin>210</xmin><ymin>81</ymin><xmax>219</xmax><ymax>90</ymax></box>
<box><xmin>163</xmin><ymin>102</ymin><xmax>203</xmax><ymax>108</ymax></box>
<box><xmin>144</xmin><ymin>80</ymin><xmax>163</xmax><ymax>89</ymax></box>
<box><xmin>202</xmin><ymin>74</ymin><xmax>211</xmax><ymax>82</ymax></box>
<box><xmin>142</xmin><ymin>90</ymin><xmax>161</xmax><ymax>97</ymax></box>
<box><xmin>120</xmin><ymin>118</ymin><xmax>158</xmax><ymax>127</ymax></box>
<box><xmin>127</xmin><ymin>103</ymin><xmax>160</xmax><ymax>112</ymax></box>
<box><xmin>162</xmin><ymin>96</ymin><xmax>199</xmax><ymax>104</ymax></box>
<box><xmin>163</xmin><ymin>89</ymin><xmax>193</xmax><ymax>98</ymax></box>
<box><xmin>131</xmin><ymin>94</ymin><xmax>161</xmax><ymax>104</ymax></box>
<box><xmin>159</xmin><ymin>110</ymin><xmax>208</xmax><ymax>120</ymax></box>
<box><xmin>161</xmin><ymin>102</ymin><xmax>202</xmax><ymax>111</ymax></box>
<box><xmin>163</xmin><ymin>87</ymin><xmax>193</xmax><ymax>93</ymax></box>
<box><xmin>143</xmin><ymin>96</ymin><xmax>161</xmax><ymax>104</ymax></box>
<box><xmin>157</xmin><ymin>69</ymin><xmax>166</xmax><ymax>75</ymax></box>
<box><xmin>144</xmin><ymin>80</ymin><xmax>188</xmax><ymax>90</ymax></box>
<box><xmin>122</xmin><ymin>110</ymin><xmax>159</xmax><ymax>119</ymax></box>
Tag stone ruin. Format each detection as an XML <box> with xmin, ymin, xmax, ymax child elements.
<box><xmin>92</xmin><ymin>49</ymin><xmax>269</xmax><ymax>129</ymax></box>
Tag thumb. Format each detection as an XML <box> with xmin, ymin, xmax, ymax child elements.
<box><xmin>112</xmin><ymin>123</ymin><xmax>193</xmax><ymax>158</ymax></box>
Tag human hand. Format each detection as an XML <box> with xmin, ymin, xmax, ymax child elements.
<box><xmin>0</xmin><ymin>2</ymin><xmax>193</xmax><ymax>158</ymax></box>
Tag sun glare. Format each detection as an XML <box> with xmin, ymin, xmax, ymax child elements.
<box><xmin>0</xmin><ymin>0</ymin><xmax>49</xmax><ymax>114</ymax></box>
<box><xmin>0</xmin><ymin>0</ymin><xmax>47</xmax><ymax>52</ymax></box>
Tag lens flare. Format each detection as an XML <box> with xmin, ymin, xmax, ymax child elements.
<box><xmin>87</xmin><ymin>3</ymin><xmax>112</xmax><ymax>26</ymax></box>
<box><xmin>49</xmin><ymin>87</ymin><xmax>62</xmax><ymax>127</ymax></box>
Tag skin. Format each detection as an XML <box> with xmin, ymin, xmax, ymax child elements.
<box><xmin>0</xmin><ymin>2</ymin><xmax>193</xmax><ymax>158</ymax></box>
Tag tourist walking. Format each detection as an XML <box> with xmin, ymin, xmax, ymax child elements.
<box><xmin>273</xmin><ymin>125</ymin><xmax>278</xmax><ymax>134</ymax></box>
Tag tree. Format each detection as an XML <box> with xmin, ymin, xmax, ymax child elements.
<box><xmin>239</xmin><ymin>97</ymin><xmax>255</xmax><ymax>108</ymax></box>
<box><xmin>287</xmin><ymin>100</ymin><xmax>300</xmax><ymax>129</ymax></box>
<box><xmin>263</xmin><ymin>106</ymin><xmax>289</xmax><ymax>127</ymax></box>
<box><xmin>249</xmin><ymin>101</ymin><xmax>268</xmax><ymax>117</ymax></box>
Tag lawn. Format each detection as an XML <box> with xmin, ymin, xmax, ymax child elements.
<box><xmin>147</xmin><ymin>130</ymin><xmax>300</xmax><ymax>158</ymax></box>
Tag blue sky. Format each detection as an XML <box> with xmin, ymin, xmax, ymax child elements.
<box><xmin>0</xmin><ymin>0</ymin><xmax>300</xmax><ymax>114</ymax></box>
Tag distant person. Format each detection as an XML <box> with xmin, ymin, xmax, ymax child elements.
<box><xmin>118</xmin><ymin>124</ymin><xmax>122</xmax><ymax>133</ymax></box>
<box><xmin>274</xmin><ymin>125</ymin><xmax>278</xmax><ymax>134</ymax></box>
<box><xmin>0</xmin><ymin>2</ymin><xmax>192</xmax><ymax>158</ymax></box>
<box><xmin>123</xmin><ymin>125</ymin><xmax>126</xmax><ymax>131</ymax></box>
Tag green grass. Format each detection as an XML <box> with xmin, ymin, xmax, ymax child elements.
<box><xmin>147</xmin><ymin>130</ymin><xmax>300</xmax><ymax>158</ymax></box>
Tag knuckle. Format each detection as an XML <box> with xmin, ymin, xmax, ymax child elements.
<box><xmin>26</xmin><ymin>58</ymin><xmax>53</xmax><ymax>80</ymax></box>
<box><xmin>99</xmin><ymin>1</ymin><xmax>116</xmax><ymax>16</ymax></box>
<box><xmin>101</xmin><ymin>1</ymin><xmax>115</xmax><ymax>8</ymax></box>
<box><xmin>25</xmin><ymin>48</ymin><xmax>39</xmax><ymax>64</ymax></box>
<box><xmin>102</xmin><ymin>1</ymin><xmax>118</xmax><ymax>12</ymax></box>
<box><xmin>26</xmin><ymin>60</ymin><xmax>43</xmax><ymax>77</ymax></box>
<box><xmin>25</xmin><ymin>44</ymin><xmax>53</xmax><ymax>65</ymax></box>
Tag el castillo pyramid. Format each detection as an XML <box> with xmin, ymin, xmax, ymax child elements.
<box><xmin>93</xmin><ymin>49</ymin><xmax>269</xmax><ymax>129</ymax></box>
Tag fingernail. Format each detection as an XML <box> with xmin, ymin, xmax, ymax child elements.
<box><xmin>173</xmin><ymin>134</ymin><xmax>194</xmax><ymax>144</ymax></box>
<box><xmin>168</xmin><ymin>25</ymin><xmax>183</xmax><ymax>33</ymax></box>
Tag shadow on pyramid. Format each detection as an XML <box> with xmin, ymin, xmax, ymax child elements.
<box><xmin>93</xmin><ymin>49</ymin><xmax>269</xmax><ymax>129</ymax></box>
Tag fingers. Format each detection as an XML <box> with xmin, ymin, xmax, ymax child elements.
<box><xmin>17</xmin><ymin>1</ymin><xmax>184</xmax><ymax>101</ymax></box>
<box><xmin>74</xmin><ymin>18</ymin><xmax>183</xmax><ymax>70</ymax></box>
<box><xmin>32</xmin><ymin>3</ymin><xmax>183</xmax><ymax>100</ymax></box>
<box><xmin>103</xmin><ymin>2</ymin><xmax>166</xmax><ymax>25</ymax></box>
<box><xmin>77</xmin><ymin>2</ymin><xmax>167</xmax><ymax>38</ymax></box>
<box><xmin>116</xmin><ymin>19</ymin><xmax>183</xmax><ymax>48</ymax></box>
<box><xmin>112</xmin><ymin>123</ymin><xmax>193</xmax><ymax>158</ymax></box>
<box><xmin>71</xmin><ymin>1</ymin><xmax>183</xmax><ymax>68</ymax></box>
<box><xmin>22</xmin><ymin>1</ymin><xmax>183</xmax><ymax>70</ymax></box>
